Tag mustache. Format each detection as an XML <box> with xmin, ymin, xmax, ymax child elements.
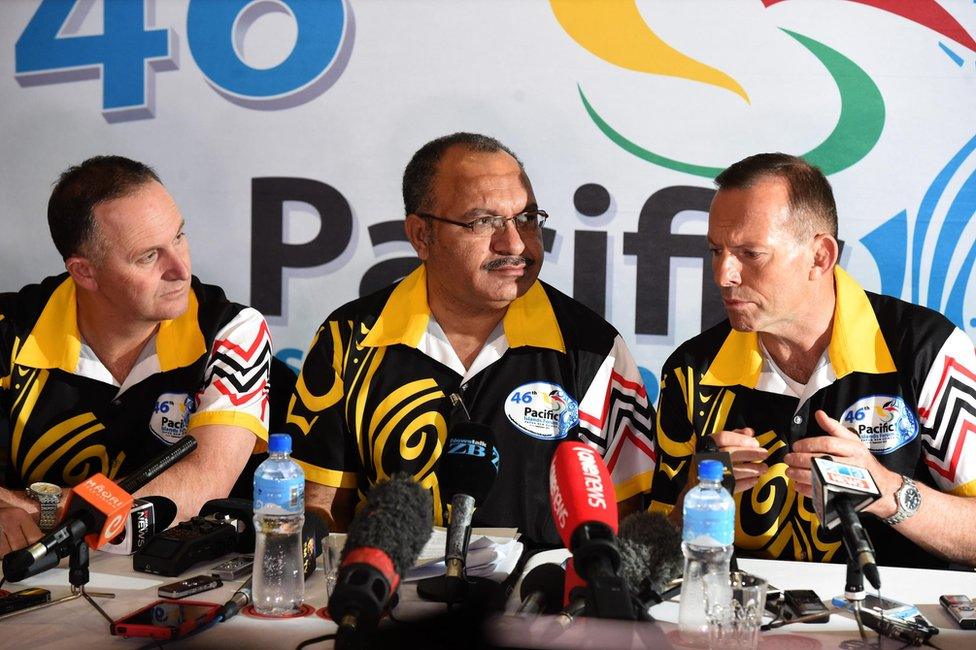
<box><xmin>483</xmin><ymin>256</ymin><xmax>535</xmax><ymax>271</ymax></box>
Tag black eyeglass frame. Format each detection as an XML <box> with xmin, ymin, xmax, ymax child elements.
<box><xmin>415</xmin><ymin>209</ymin><xmax>549</xmax><ymax>234</ymax></box>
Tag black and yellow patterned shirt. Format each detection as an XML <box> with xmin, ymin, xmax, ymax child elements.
<box><xmin>651</xmin><ymin>267</ymin><xmax>976</xmax><ymax>569</ymax></box>
<box><xmin>283</xmin><ymin>266</ymin><xmax>656</xmax><ymax>545</ymax></box>
<box><xmin>0</xmin><ymin>274</ymin><xmax>271</xmax><ymax>489</ymax></box>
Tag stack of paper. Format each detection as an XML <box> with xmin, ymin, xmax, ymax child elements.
<box><xmin>405</xmin><ymin>527</ymin><xmax>523</xmax><ymax>582</ymax></box>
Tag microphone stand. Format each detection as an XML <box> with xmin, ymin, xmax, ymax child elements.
<box><xmin>0</xmin><ymin>537</ymin><xmax>115</xmax><ymax>622</ymax></box>
<box><xmin>844</xmin><ymin>558</ymin><xmax>867</xmax><ymax>640</ymax></box>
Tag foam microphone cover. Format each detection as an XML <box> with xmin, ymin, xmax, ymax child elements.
<box><xmin>341</xmin><ymin>473</ymin><xmax>433</xmax><ymax>576</ymax></box>
<box><xmin>617</xmin><ymin>511</ymin><xmax>683</xmax><ymax>599</ymax></box>
<box><xmin>438</xmin><ymin>421</ymin><xmax>498</xmax><ymax>505</ymax></box>
<box><xmin>549</xmin><ymin>441</ymin><xmax>618</xmax><ymax>550</ymax></box>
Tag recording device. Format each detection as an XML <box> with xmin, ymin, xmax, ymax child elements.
<box><xmin>1</xmin><ymin>436</ymin><xmax>198</xmax><ymax>582</ymax></box>
<box><xmin>133</xmin><ymin>513</ymin><xmax>241</xmax><ymax>576</ymax></box>
<box><xmin>0</xmin><ymin>588</ymin><xmax>51</xmax><ymax>615</ymax></box>
<box><xmin>417</xmin><ymin>418</ymin><xmax>499</xmax><ymax>604</ymax></box>
<box><xmin>549</xmin><ymin>440</ymin><xmax>637</xmax><ymax>620</ymax></box>
<box><xmin>810</xmin><ymin>456</ymin><xmax>882</xmax><ymax>589</ymax></box>
<box><xmin>940</xmin><ymin>594</ymin><xmax>976</xmax><ymax>629</ymax></box>
<box><xmin>217</xmin><ymin>577</ymin><xmax>252</xmax><ymax>622</ymax></box>
<box><xmin>832</xmin><ymin>593</ymin><xmax>922</xmax><ymax>620</ymax></box>
<box><xmin>616</xmin><ymin>511</ymin><xmax>683</xmax><ymax>605</ymax></box>
<box><xmin>102</xmin><ymin>497</ymin><xmax>178</xmax><ymax>555</ymax></box>
<box><xmin>783</xmin><ymin>589</ymin><xmax>830</xmax><ymax>623</ymax></box>
<box><xmin>158</xmin><ymin>575</ymin><xmax>223</xmax><ymax>599</ymax></box>
<box><xmin>303</xmin><ymin>511</ymin><xmax>330</xmax><ymax>580</ymax></box>
<box><xmin>211</xmin><ymin>554</ymin><xmax>254</xmax><ymax>580</ymax></box>
<box><xmin>516</xmin><ymin>563</ymin><xmax>566</xmax><ymax>616</ymax></box>
<box><xmin>858</xmin><ymin>607</ymin><xmax>939</xmax><ymax>646</ymax></box>
<box><xmin>198</xmin><ymin>498</ymin><xmax>255</xmax><ymax>553</ymax></box>
<box><xmin>329</xmin><ymin>473</ymin><xmax>433</xmax><ymax>650</ymax></box>
<box><xmin>110</xmin><ymin>600</ymin><xmax>221</xmax><ymax>640</ymax></box>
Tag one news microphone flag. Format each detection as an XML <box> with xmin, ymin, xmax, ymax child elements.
<box><xmin>811</xmin><ymin>456</ymin><xmax>882</xmax><ymax>589</ymax></box>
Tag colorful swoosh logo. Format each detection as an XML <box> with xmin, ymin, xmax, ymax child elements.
<box><xmin>553</xmin><ymin>1</ymin><xmax>889</xmax><ymax>177</ymax></box>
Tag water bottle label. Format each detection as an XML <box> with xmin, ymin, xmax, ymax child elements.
<box><xmin>254</xmin><ymin>476</ymin><xmax>304</xmax><ymax>513</ymax></box>
<box><xmin>683</xmin><ymin>508</ymin><xmax>734</xmax><ymax>546</ymax></box>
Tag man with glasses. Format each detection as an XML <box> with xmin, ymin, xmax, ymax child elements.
<box><xmin>650</xmin><ymin>153</ymin><xmax>976</xmax><ymax>569</ymax></box>
<box><xmin>283</xmin><ymin>133</ymin><xmax>655</xmax><ymax>544</ymax></box>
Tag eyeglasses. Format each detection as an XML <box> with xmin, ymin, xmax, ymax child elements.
<box><xmin>416</xmin><ymin>209</ymin><xmax>548</xmax><ymax>236</ymax></box>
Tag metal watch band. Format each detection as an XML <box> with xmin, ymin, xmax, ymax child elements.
<box><xmin>882</xmin><ymin>475</ymin><xmax>920</xmax><ymax>526</ymax></box>
<box><xmin>36</xmin><ymin>497</ymin><xmax>58</xmax><ymax>532</ymax></box>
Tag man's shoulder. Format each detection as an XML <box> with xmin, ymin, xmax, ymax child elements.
<box><xmin>664</xmin><ymin>319</ymin><xmax>734</xmax><ymax>371</ymax></box>
<box><xmin>0</xmin><ymin>273</ymin><xmax>70</xmax><ymax>332</ymax></box>
<box><xmin>865</xmin><ymin>291</ymin><xmax>958</xmax><ymax>354</ymax></box>
<box><xmin>538</xmin><ymin>281</ymin><xmax>619</xmax><ymax>343</ymax></box>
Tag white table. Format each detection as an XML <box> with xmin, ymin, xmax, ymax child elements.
<box><xmin>2</xmin><ymin>550</ymin><xmax>975</xmax><ymax>649</ymax></box>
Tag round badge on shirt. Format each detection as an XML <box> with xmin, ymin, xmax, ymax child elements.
<box><xmin>505</xmin><ymin>382</ymin><xmax>579</xmax><ymax>440</ymax></box>
<box><xmin>840</xmin><ymin>395</ymin><xmax>918</xmax><ymax>454</ymax></box>
<box><xmin>150</xmin><ymin>392</ymin><xmax>195</xmax><ymax>444</ymax></box>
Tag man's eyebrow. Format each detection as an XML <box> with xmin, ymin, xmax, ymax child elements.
<box><xmin>461</xmin><ymin>202</ymin><xmax>540</xmax><ymax>218</ymax></box>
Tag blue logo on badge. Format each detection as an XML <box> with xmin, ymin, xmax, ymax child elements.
<box><xmin>840</xmin><ymin>395</ymin><xmax>918</xmax><ymax>454</ymax></box>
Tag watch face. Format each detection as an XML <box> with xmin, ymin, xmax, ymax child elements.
<box><xmin>901</xmin><ymin>486</ymin><xmax>922</xmax><ymax>511</ymax></box>
<box><xmin>29</xmin><ymin>482</ymin><xmax>61</xmax><ymax>496</ymax></box>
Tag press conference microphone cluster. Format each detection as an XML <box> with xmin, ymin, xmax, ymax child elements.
<box><xmin>2</xmin><ymin>435</ymin><xmax>197</xmax><ymax>582</ymax></box>
<box><xmin>810</xmin><ymin>456</ymin><xmax>882</xmax><ymax>589</ymax></box>
<box><xmin>328</xmin><ymin>473</ymin><xmax>433</xmax><ymax>650</ymax></box>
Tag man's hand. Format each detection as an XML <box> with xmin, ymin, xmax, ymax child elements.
<box><xmin>710</xmin><ymin>427</ymin><xmax>770</xmax><ymax>493</ymax></box>
<box><xmin>784</xmin><ymin>410</ymin><xmax>901</xmax><ymax>517</ymax></box>
<box><xmin>0</xmin><ymin>506</ymin><xmax>43</xmax><ymax>557</ymax></box>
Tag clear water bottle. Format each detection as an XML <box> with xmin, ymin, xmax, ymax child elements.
<box><xmin>253</xmin><ymin>433</ymin><xmax>305</xmax><ymax>616</ymax></box>
<box><xmin>678</xmin><ymin>459</ymin><xmax>735</xmax><ymax>644</ymax></box>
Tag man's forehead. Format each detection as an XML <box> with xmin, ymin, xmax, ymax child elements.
<box><xmin>434</xmin><ymin>147</ymin><xmax>531</xmax><ymax>207</ymax></box>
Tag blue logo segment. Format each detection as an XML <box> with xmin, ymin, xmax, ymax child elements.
<box><xmin>15</xmin><ymin>0</ymin><xmax>176</xmax><ymax>121</ymax></box>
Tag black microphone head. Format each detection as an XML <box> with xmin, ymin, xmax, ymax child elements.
<box><xmin>618</xmin><ymin>511</ymin><xmax>683</xmax><ymax>598</ymax></box>
<box><xmin>343</xmin><ymin>472</ymin><xmax>433</xmax><ymax>576</ymax></box>
<box><xmin>144</xmin><ymin>496</ymin><xmax>178</xmax><ymax>531</ymax></box>
<box><xmin>519</xmin><ymin>563</ymin><xmax>566</xmax><ymax>614</ymax></box>
<box><xmin>438</xmin><ymin>421</ymin><xmax>499</xmax><ymax>505</ymax></box>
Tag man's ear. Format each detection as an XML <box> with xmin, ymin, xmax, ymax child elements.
<box><xmin>809</xmin><ymin>233</ymin><xmax>839</xmax><ymax>280</ymax></box>
<box><xmin>405</xmin><ymin>214</ymin><xmax>432</xmax><ymax>260</ymax></box>
<box><xmin>66</xmin><ymin>255</ymin><xmax>98</xmax><ymax>291</ymax></box>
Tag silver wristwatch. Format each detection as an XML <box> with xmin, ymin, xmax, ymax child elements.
<box><xmin>27</xmin><ymin>481</ymin><xmax>62</xmax><ymax>532</ymax></box>
<box><xmin>882</xmin><ymin>475</ymin><xmax>921</xmax><ymax>526</ymax></box>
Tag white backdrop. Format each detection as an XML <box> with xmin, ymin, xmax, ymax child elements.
<box><xmin>2</xmin><ymin>0</ymin><xmax>975</xmax><ymax>403</ymax></box>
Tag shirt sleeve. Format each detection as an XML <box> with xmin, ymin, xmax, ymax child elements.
<box><xmin>187</xmin><ymin>306</ymin><xmax>271</xmax><ymax>439</ymax></box>
<box><xmin>576</xmin><ymin>334</ymin><xmax>656</xmax><ymax>502</ymax></box>
<box><xmin>917</xmin><ymin>327</ymin><xmax>976</xmax><ymax>496</ymax></box>
<box><xmin>648</xmin><ymin>358</ymin><xmax>699</xmax><ymax>515</ymax></box>
<box><xmin>284</xmin><ymin>319</ymin><xmax>360</xmax><ymax>489</ymax></box>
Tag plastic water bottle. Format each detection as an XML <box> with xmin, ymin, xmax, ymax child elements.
<box><xmin>678</xmin><ymin>459</ymin><xmax>735</xmax><ymax>644</ymax></box>
<box><xmin>253</xmin><ymin>433</ymin><xmax>305</xmax><ymax>616</ymax></box>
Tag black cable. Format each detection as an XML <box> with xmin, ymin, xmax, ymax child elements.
<box><xmin>295</xmin><ymin>633</ymin><xmax>337</xmax><ymax>649</ymax></box>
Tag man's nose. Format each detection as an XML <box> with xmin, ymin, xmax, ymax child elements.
<box><xmin>491</xmin><ymin>219</ymin><xmax>526</xmax><ymax>256</ymax></box>
<box><xmin>163</xmin><ymin>248</ymin><xmax>191</xmax><ymax>281</ymax></box>
<box><xmin>714</xmin><ymin>252</ymin><xmax>741</xmax><ymax>287</ymax></box>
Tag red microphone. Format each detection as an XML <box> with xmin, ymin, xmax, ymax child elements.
<box><xmin>548</xmin><ymin>441</ymin><xmax>635</xmax><ymax>620</ymax></box>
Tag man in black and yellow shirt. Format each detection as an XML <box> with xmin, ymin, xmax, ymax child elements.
<box><xmin>651</xmin><ymin>153</ymin><xmax>976</xmax><ymax>569</ymax></box>
<box><xmin>285</xmin><ymin>133</ymin><xmax>655</xmax><ymax>545</ymax></box>
<box><xmin>0</xmin><ymin>156</ymin><xmax>270</xmax><ymax>555</ymax></box>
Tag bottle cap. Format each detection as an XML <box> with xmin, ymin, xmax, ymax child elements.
<box><xmin>268</xmin><ymin>433</ymin><xmax>292</xmax><ymax>454</ymax></box>
<box><xmin>698</xmin><ymin>459</ymin><xmax>724</xmax><ymax>481</ymax></box>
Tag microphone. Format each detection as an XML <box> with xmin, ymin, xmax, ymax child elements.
<box><xmin>516</xmin><ymin>563</ymin><xmax>566</xmax><ymax>616</ymax></box>
<box><xmin>328</xmin><ymin>473</ymin><xmax>432</xmax><ymax>648</ymax></box>
<box><xmin>617</xmin><ymin>511</ymin><xmax>683</xmax><ymax>604</ymax></box>
<box><xmin>558</xmin><ymin>558</ymin><xmax>587</xmax><ymax>624</ymax></box>
<box><xmin>549</xmin><ymin>441</ymin><xmax>635</xmax><ymax>620</ymax></box>
<box><xmin>417</xmin><ymin>420</ymin><xmax>499</xmax><ymax>604</ymax></box>
<box><xmin>101</xmin><ymin>496</ymin><xmax>178</xmax><ymax>555</ymax></box>
<box><xmin>218</xmin><ymin>576</ymin><xmax>252</xmax><ymax>622</ymax></box>
<box><xmin>2</xmin><ymin>436</ymin><xmax>198</xmax><ymax>581</ymax></box>
<box><xmin>810</xmin><ymin>456</ymin><xmax>881</xmax><ymax>589</ymax></box>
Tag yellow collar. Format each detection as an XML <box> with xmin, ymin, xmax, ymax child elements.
<box><xmin>361</xmin><ymin>265</ymin><xmax>566</xmax><ymax>353</ymax></box>
<box><xmin>15</xmin><ymin>276</ymin><xmax>206</xmax><ymax>373</ymax></box>
<box><xmin>701</xmin><ymin>266</ymin><xmax>896</xmax><ymax>388</ymax></box>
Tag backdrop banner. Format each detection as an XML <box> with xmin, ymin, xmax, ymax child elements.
<box><xmin>2</xmin><ymin>0</ymin><xmax>975</xmax><ymax>401</ymax></box>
